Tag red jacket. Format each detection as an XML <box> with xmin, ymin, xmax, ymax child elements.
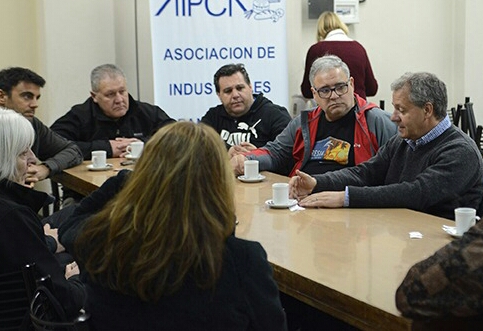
<box><xmin>250</xmin><ymin>95</ymin><xmax>385</xmax><ymax>176</ymax></box>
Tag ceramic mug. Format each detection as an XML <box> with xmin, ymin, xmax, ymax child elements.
<box><xmin>272</xmin><ymin>183</ymin><xmax>289</xmax><ymax>205</ymax></box>
<box><xmin>455</xmin><ymin>207</ymin><xmax>480</xmax><ymax>235</ymax></box>
<box><xmin>126</xmin><ymin>141</ymin><xmax>144</xmax><ymax>158</ymax></box>
<box><xmin>244</xmin><ymin>160</ymin><xmax>259</xmax><ymax>179</ymax></box>
<box><xmin>91</xmin><ymin>150</ymin><xmax>107</xmax><ymax>168</ymax></box>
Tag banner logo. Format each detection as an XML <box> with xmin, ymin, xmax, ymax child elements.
<box><xmin>154</xmin><ymin>0</ymin><xmax>284</xmax><ymax>22</ymax></box>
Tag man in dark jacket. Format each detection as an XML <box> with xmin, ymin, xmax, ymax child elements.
<box><xmin>51</xmin><ymin>64</ymin><xmax>175</xmax><ymax>160</ymax></box>
<box><xmin>0</xmin><ymin>67</ymin><xmax>83</xmax><ymax>185</ymax></box>
<box><xmin>201</xmin><ymin>63</ymin><xmax>291</xmax><ymax>157</ymax></box>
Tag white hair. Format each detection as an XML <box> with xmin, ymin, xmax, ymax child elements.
<box><xmin>0</xmin><ymin>108</ymin><xmax>35</xmax><ymax>181</ymax></box>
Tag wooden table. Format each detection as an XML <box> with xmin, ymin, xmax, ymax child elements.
<box><xmin>234</xmin><ymin>172</ymin><xmax>455</xmax><ymax>331</ymax></box>
<box><xmin>51</xmin><ymin>158</ymin><xmax>133</xmax><ymax>197</ymax></box>
<box><xmin>53</xmin><ymin>160</ymin><xmax>455</xmax><ymax>330</ymax></box>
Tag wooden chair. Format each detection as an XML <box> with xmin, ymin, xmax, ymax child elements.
<box><xmin>0</xmin><ymin>264</ymin><xmax>37</xmax><ymax>331</ymax></box>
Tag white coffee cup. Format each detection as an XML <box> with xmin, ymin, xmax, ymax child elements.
<box><xmin>244</xmin><ymin>160</ymin><xmax>259</xmax><ymax>179</ymax></box>
<box><xmin>272</xmin><ymin>183</ymin><xmax>289</xmax><ymax>205</ymax></box>
<box><xmin>126</xmin><ymin>141</ymin><xmax>144</xmax><ymax>158</ymax></box>
<box><xmin>455</xmin><ymin>207</ymin><xmax>480</xmax><ymax>235</ymax></box>
<box><xmin>91</xmin><ymin>150</ymin><xmax>107</xmax><ymax>168</ymax></box>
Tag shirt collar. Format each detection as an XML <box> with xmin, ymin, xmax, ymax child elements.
<box><xmin>405</xmin><ymin>115</ymin><xmax>451</xmax><ymax>150</ymax></box>
<box><xmin>325</xmin><ymin>29</ymin><xmax>352</xmax><ymax>41</ymax></box>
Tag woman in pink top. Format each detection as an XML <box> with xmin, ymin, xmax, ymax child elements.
<box><xmin>301</xmin><ymin>11</ymin><xmax>378</xmax><ymax>100</ymax></box>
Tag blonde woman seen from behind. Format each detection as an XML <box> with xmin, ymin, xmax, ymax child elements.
<box><xmin>74</xmin><ymin>122</ymin><xmax>287</xmax><ymax>330</ymax></box>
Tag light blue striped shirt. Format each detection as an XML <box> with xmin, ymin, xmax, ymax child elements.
<box><xmin>405</xmin><ymin>115</ymin><xmax>452</xmax><ymax>150</ymax></box>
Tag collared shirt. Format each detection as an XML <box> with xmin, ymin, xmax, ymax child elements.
<box><xmin>343</xmin><ymin>115</ymin><xmax>452</xmax><ymax>207</ymax></box>
<box><xmin>324</xmin><ymin>29</ymin><xmax>352</xmax><ymax>41</ymax></box>
<box><xmin>405</xmin><ymin>115</ymin><xmax>452</xmax><ymax>151</ymax></box>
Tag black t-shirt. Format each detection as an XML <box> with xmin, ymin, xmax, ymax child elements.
<box><xmin>301</xmin><ymin>109</ymin><xmax>356</xmax><ymax>175</ymax></box>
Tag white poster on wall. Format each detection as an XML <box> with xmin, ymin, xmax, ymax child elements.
<box><xmin>149</xmin><ymin>0</ymin><xmax>288</xmax><ymax>121</ymax></box>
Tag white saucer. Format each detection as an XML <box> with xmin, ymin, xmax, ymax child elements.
<box><xmin>265</xmin><ymin>199</ymin><xmax>298</xmax><ymax>209</ymax></box>
<box><xmin>125</xmin><ymin>154</ymin><xmax>140</xmax><ymax>160</ymax></box>
<box><xmin>442</xmin><ymin>225</ymin><xmax>463</xmax><ymax>238</ymax></box>
<box><xmin>237</xmin><ymin>174</ymin><xmax>266</xmax><ymax>183</ymax></box>
<box><xmin>87</xmin><ymin>163</ymin><xmax>113</xmax><ymax>171</ymax></box>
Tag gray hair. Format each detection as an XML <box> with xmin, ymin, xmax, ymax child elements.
<box><xmin>90</xmin><ymin>64</ymin><xmax>126</xmax><ymax>92</ymax></box>
<box><xmin>391</xmin><ymin>72</ymin><xmax>448</xmax><ymax>120</ymax></box>
<box><xmin>0</xmin><ymin>108</ymin><xmax>35</xmax><ymax>182</ymax></box>
<box><xmin>309</xmin><ymin>55</ymin><xmax>350</xmax><ymax>87</ymax></box>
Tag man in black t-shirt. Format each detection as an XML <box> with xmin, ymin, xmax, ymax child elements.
<box><xmin>201</xmin><ymin>63</ymin><xmax>291</xmax><ymax>157</ymax></box>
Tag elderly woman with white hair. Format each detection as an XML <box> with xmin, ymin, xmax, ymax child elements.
<box><xmin>0</xmin><ymin>108</ymin><xmax>85</xmax><ymax>328</ymax></box>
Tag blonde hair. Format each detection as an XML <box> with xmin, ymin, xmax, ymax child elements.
<box><xmin>316</xmin><ymin>11</ymin><xmax>349</xmax><ymax>41</ymax></box>
<box><xmin>76</xmin><ymin>122</ymin><xmax>236</xmax><ymax>302</ymax></box>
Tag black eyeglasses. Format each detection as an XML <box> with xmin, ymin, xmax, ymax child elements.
<box><xmin>313</xmin><ymin>80</ymin><xmax>350</xmax><ymax>99</ymax></box>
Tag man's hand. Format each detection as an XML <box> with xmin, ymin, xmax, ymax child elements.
<box><xmin>26</xmin><ymin>164</ymin><xmax>50</xmax><ymax>184</ymax></box>
<box><xmin>298</xmin><ymin>191</ymin><xmax>345</xmax><ymax>208</ymax></box>
<box><xmin>110</xmin><ymin>137</ymin><xmax>140</xmax><ymax>157</ymax></box>
<box><xmin>228</xmin><ymin>142</ymin><xmax>257</xmax><ymax>158</ymax></box>
<box><xmin>289</xmin><ymin>170</ymin><xmax>317</xmax><ymax>200</ymax></box>
<box><xmin>230</xmin><ymin>154</ymin><xmax>247</xmax><ymax>176</ymax></box>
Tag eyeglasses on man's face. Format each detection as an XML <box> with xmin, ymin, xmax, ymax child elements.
<box><xmin>313</xmin><ymin>80</ymin><xmax>350</xmax><ymax>99</ymax></box>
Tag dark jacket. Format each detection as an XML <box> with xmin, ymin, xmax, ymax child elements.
<box><xmin>0</xmin><ymin>179</ymin><xmax>86</xmax><ymax>319</ymax></box>
<box><xmin>83</xmin><ymin>236</ymin><xmax>287</xmax><ymax>331</ymax></box>
<box><xmin>31</xmin><ymin>117</ymin><xmax>83</xmax><ymax>175</ymax></box>
<box><xmin>201</xmin><ymin>94</ymin><xmax>291</xmax><ymax>149</ymax></box>
<box><xmin>51</xmin><ymin>95</ymin><xmax>175</xmax><ymax>159</ymax></box>
<box><xmin>59</xmin><ymin>170</ymin><xmax>131</xmax><ymax>253</ymax></box>
<box><xmin>59</xmin><ymin>170</ymin><xmax>287</xmax><ymax>330</ymax></box>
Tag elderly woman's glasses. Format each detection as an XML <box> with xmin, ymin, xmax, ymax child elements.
<box><xmin>314</xmin><ymin>80</ymin><xmax>350</xmax><ymax>99</ymax></box>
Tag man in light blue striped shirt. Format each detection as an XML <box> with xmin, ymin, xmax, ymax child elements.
<box><xmin>289</xmin><ymin>72</ymin><xmax>483</xmax><ymax>220</ymax></box>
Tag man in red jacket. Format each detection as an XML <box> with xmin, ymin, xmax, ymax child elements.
<box><xmin>231</xmin><ymin>55</ymin><xmax>396</xmax><ymax>177</ymax></box>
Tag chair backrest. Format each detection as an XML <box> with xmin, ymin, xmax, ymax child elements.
<box><xmin>465</xmin><ymin>102</ymin><xmax>478</xmax><ymax>140</ymax></box>
<box><xmin>0</xmin><ymin>264</ymin><xmax>37</xmax><ymax>331</ymax></box>
<box><xmin>29</xmin><ymin>282</ymin><xmax>90</xmax><ymax>331</ymax></box>
<box><xmin>379</xmin><ymin>99</ymin><xmax>385</xmax><ymax>110</ymax></box>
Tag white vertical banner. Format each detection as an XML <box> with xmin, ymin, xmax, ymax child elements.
<box><xmin>149</xmin><ymin>0</ymin><xmax>288</xmax><ymax>121</ymax></box>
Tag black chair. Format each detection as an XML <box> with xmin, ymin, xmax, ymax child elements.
<box><xmin>476</xmin><ymin>125</ymin><xmax>483</xmax><ymax>154</ymax></box>
<box><xmin>0</xmin><ymin>263</ymin><xmax>89</xmax><ymax>331</ymax></box>
<box><xmin>379</xmin><ymin>100</ymin><xmax>385</xmax><ymax>110</ymax></box>
<box><xmin>0</xmin><ymin>264</ymin><xmax>37</xmax><ymax>331</ymax></box>
<box><xmin>447</xmin><ymin>107</ymin><xmax>455</xmax><ymax>124</ymax></box>
<box><xmin>42</xmin><ymin>179</ymin><xmax>62</xmax><ymax>217</ymax></box>
<box><xmin>29</xmin><ymin>276</ymin><xmax>90</xmax><ymax>331</ymax></box>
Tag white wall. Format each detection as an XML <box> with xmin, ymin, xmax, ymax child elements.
<box><xmin>32</xmin><ymin>0</ymin><xmax>116</xmax><ymax>126</ymax></box>
<box><xmin>464</xmin><ymin>0</ymin><xmax>483</xmax><ymax>116</ymax></box>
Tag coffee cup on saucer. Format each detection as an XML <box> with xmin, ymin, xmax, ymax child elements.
<box><xmin>91</xmin><ymin>150</ymin><xmax>107</xmax><ymax>168</ymax></box>
<box><xmin>244</xmin><ymin>160</ymin><xmax>259</xmax><ymax>179</ymax></box>
<box><xmin>126</xmin><ymin>141</ymin><xmax>144</xmax><ymax>158</ymax></box>
<box><xmin>272</xmin><ymin>183</ymin><xmax>289</xmax><ymax>205</ymax></box>
<box><xmin>455</xmin><ymin>207</ymin><xmax>480</xmax><ymax>235</ymax></box>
